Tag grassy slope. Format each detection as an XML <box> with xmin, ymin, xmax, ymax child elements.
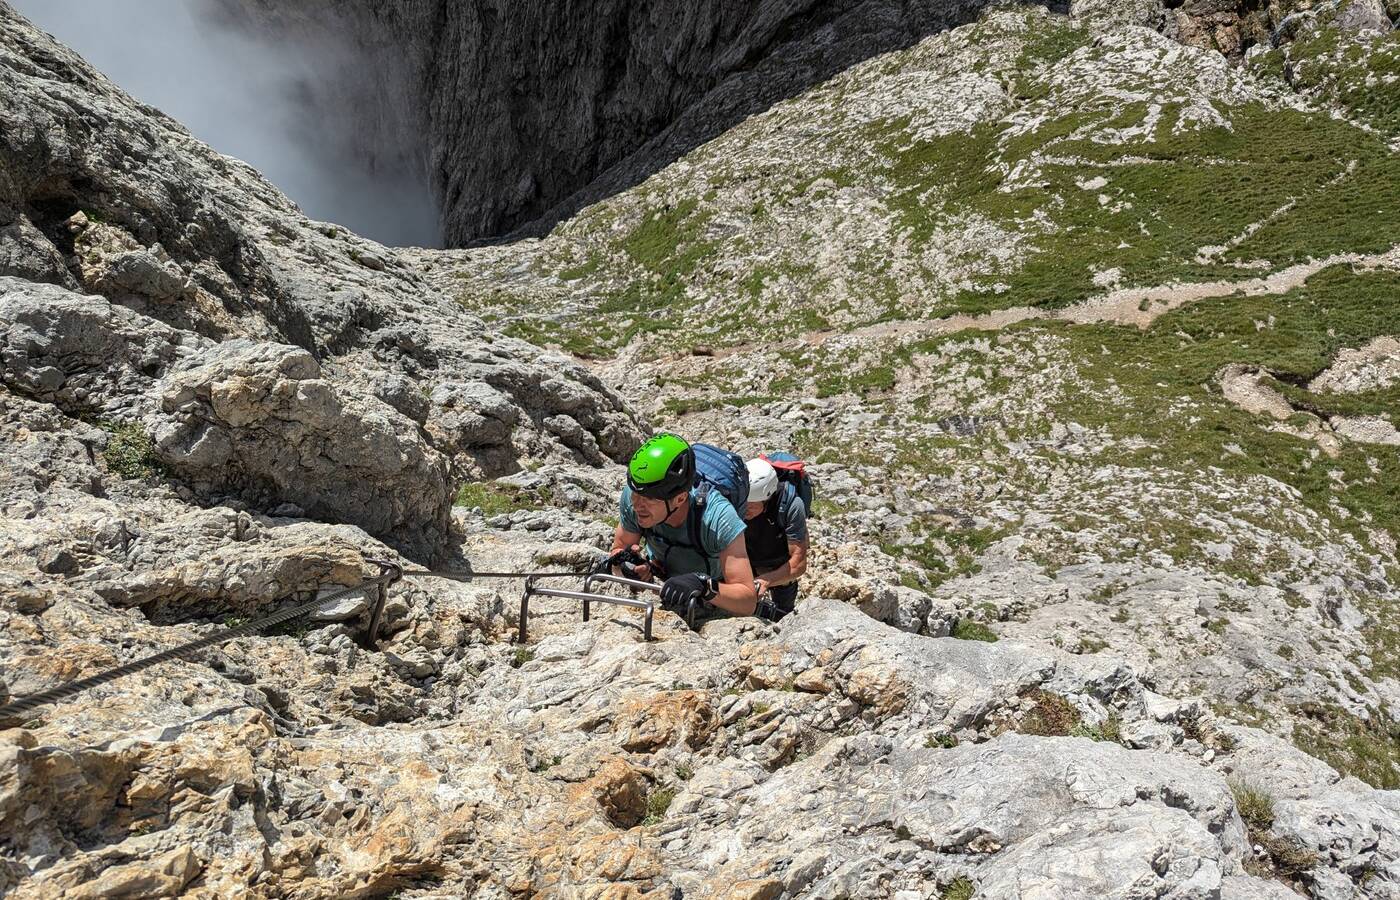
<box><xmin>457</xmin><ymin>8</ymin><xmax>1400</xmax><ymax>787</ymax></box>
<box><xmin>476</xmin><ymin>11</ymin><xmax>1400</xmax><ymax>358</ymax></box>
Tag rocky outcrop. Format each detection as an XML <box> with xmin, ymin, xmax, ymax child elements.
<box><xmin>0</xmin><ymin>277</ymin><xmax>203</xmax><ymax>420</ymax></box>
<box><xmin>154</xmin><ymin>340</ymin><xmax>454</xmax><ymax>545</ymax></box>
<box><xmin>1162</xmin><ymin>0</ymin><xmax>1397</xmax><ymax>56</ymax></box>
<box><xmin>0</xmin><ymin>3</ymin><xmax>646</xmax><ymax>554</ymax></box>
<box><xmin>1310</xmin><ymin>337</ymin><xmax>1400</xmax><ymax>395</ymax></box>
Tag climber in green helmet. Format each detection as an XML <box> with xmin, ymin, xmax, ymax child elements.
<box><xmin>603</xmin><ymin>433</ymin><xmax>759</xmax><ymax>618</ymax></box>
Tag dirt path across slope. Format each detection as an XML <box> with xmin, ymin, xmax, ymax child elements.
<box><xmin>702</xmin><ymin>243</ymin><xmax>1400</xmax><ymax>359</ymax></box>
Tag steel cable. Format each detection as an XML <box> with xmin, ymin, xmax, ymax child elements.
<box><xmin>0</xmin><ymin>575</ymin><xmax>393</xmax><ymax>720</ymax></box>
<box><xmin>399</xmin><ymin>569</ymin><xmax>585</xmax><ymax>582</ymax></box>
<box><xmin>1</xmin><ymin>562</ymin><xmax>617</xmax><ymax>719</ymax></box>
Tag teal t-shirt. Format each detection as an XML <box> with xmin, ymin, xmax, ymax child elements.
<box><xmin>619</xmin><ymin>486</ymin><xmax>746</xmax><ymax>579</ymax></box>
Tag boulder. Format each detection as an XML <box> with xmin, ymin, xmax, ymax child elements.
<box><xmin>154</xmin><ymin>340</ymin><xmax>452</xmax><ymax>550</ymax></box>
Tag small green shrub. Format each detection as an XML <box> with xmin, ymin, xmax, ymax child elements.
<box><xmin>642</xmin><ymin>787</ymin><xmax>676</xmax><ymax>825</ymax></box>
<box><xmin>1072</xmin><ymin>714</ymin><xmax>1124</xmax><ymax>744</ymax></box>
<box><xmin>511</xmin><ymin>647</ymin><xmax>535</xmax><ymax>669</ymax></box>
<box><xmin>1018</xmin><ymin>690</ymin><xmax>1082</xmax><ymax>737</ymax></box>
<box><xmin>101</xmin><ymin>421</ymin><xmax>161</xmax><ymax>479</ymax></box>
<box><xmin>1228</xmin><ymin>777</ymin><xmax>1275</xmax><ymax>831</ymax></box>
<box><xmin>1230</xmin><ymin>776</ymin><xmax>1319</xmax><ymax>879</ymax></box>
<box><xmin>941</xmin><ymin>877</ymin><xmax>975</xmax><ymax>900</ymax></box>
<box><xmin>1076</xmin><ymin>636</ymin><xmax>1108</xmax><ymax>654</ymax></box>
<box><xmin>951</xmin><ymin>619</ymin><xmax>998</xmax><ymax>642</ymax></box>
<box><xmin>455</xmin><ymin>481</ymin><xmax>546</xmax><ymax>516</ymax></box>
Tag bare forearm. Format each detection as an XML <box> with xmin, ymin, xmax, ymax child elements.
<box><xmin>758</xmin><ymin>563</ymin><xmax>795</xmax><ymax>586</ymax></box>
<box><xmin>610</xmin><ymin>525</ymin><xmax>633</xmax><ymax>554</ymax></box>
<box><xmin>758</xmin><ymin>544</ymin><xmax>808</xmax><ymax>587</ymax></box>
<box><xmin>711</xmin><ymin>580</ymin><xmax>757</xmax><ymax>616</ymax></box>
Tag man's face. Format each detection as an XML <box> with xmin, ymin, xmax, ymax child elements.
<box><xmin>744</xmin><ymin>500</ymin><xmax>765</xmax><ymax>521</ymax></box>
<box><xmin>633</xmin><ymin>490</ymin><xmax>684</xmax><ymax>528</ymax></box>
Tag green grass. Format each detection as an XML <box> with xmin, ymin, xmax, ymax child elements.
<box><xmin>622</xmin><ymin>199</ymin><xmax>712</xmax><ymax>274</ymax></box>
<box><xmin>880</xmin><ymin>522</ymin><xmax>1009</xmax><ymax>590</ymax></box>
<box><xmin>100</xmin><ymin>421</ymin><xmax>162</xmax><ymax>479</ymax></box>
<box><xmin>454</xmin><ymin>481</ymin><xmax>554</xmax><ymax>517</ymax></box>
<box><xmin>1251</xmin><ymin>24</ymin><xmax>1400</xmax><ymax>139</ymax></box>
<box><xmin>560</xmin><ymin>253</ymin><xmax>604</xmax><ymax>281</ymax></box>
<box><xmin>1264</xmin><ymin>375</ymin><xmax>1400</xmax><ymax>422</ymax></box>
<box><xmin>641</xmin><ymin>787</ymin><xmax>676</xmax><ymax>826</ymax></box>
<box><xmin>1014</xmin><ymin>17</ymin><xmax>1092</xmax><ymax>76</ymax></box>
<box><xmin>1070</xmin><ymin>714</ymin><xmax>1124</xmax><ymax>744</ymax></box>
<box><xmin>1292</xmin><ymin>703</ymin><xmax>1400</xmax><ymax>789</ymax></box>
<box><xmin>1228</xmin><ymin>774</ymin><xmax>1320</xmax><ymax>880</ymax></box>
<box><xmin>951</xmin><ymin>619</ymin><xmax>998</xmax><ymax>643</ymax></box>
<box><xmin>940</xmin><ymin>877</ymin><xmax>976</xmax><ymax>900</ymax></box>
<box><xmin>869</xmin><ymin>99</ymin><xmax>1400</xmax><ymax>314</ymax></box>
<box><xmin>1047</xmin><ymin>266</ymin><xmax>1400</xmax><ymax>538</ymax></box>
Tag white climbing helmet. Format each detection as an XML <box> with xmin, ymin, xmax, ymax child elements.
<box><xmin>746</xmin><ymin>458</ymin><xmax>779</xmax><ymax>504</ymax></box>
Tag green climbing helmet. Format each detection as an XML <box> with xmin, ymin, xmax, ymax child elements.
<box><xmin>627</xmin><ymin>433</ymin><xmax>695</xmax><ymax>499</ymax></box>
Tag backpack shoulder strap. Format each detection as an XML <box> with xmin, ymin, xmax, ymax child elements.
<box><xmin>688</xmin><ymin>484</ymin><xmax>711</xmax><ymax>562</ymax></box>
<box><xmin>764</xmin><ymin>488</ymin><xmax>784</xmax><ymax>525</ymax></box>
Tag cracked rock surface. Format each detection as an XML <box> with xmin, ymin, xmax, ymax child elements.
<box><xmin>3</xmin><ymin>2</ymin><xmax>1400</xmax><ymax>899</ymax></box>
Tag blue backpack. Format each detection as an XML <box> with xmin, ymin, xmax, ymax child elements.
<box><xmin>692</xmin><ymin>443</ymin><xmax>749</xmax><ymax>514</ymax></box>
<box><xmin>762</xmin><ymin>452</ymin><xmax>815</xmax><ymax>516</ymax></box>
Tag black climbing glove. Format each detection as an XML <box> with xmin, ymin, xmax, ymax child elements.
<box><xmin>593</xmin><ymin>548</ymin><xmax>647</xmax><ymax>578</ymax></box>
<box><xmin>660</xmin><ymin>572</ymin><xmax>716</xmax><ymax>612</ymax></box>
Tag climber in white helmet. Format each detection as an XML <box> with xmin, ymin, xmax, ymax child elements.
<box><xmin>741</xmin><ymin>457</ymin><xmax>809</xmax><ymax>618</ymax></box>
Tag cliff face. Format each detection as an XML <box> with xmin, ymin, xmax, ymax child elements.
<box><xmin>214</xmin><ymin>0</ymin><xmax>1396</xmax><ymax>248</ymax></box>
<box><xmin>0</xmin><ymin>1</ymin><xmax>644</xmax><ymax>559</ymax></box>
<box><xmin>221</xmin><ymin>0</ymin><xmax>994</xmax><ymax>246</ymax></box>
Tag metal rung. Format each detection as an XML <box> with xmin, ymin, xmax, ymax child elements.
<box><xmin>532</xmin><ymin>587</ymin><xmax>653</xmax><ymax>610</ymax></box>
<box><xmin>519</xmin><ymin>575</ymin><xmax>658</xmax><ymax>643</ymax></box>
<box><xmin>582</xmin><ymin>573</ymin><xmax>662</xmax><ymax>594</ymax></box>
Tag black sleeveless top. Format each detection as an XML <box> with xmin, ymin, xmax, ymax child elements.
<box><xmin>746</xmin><ymin>484</ymin><xmax>798</xmax><ymax>572</ymax></box>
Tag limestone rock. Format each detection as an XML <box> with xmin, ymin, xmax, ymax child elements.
<box><xmin>0</xmin><ymin>277</ymin><xmax>203</xmax><ymax>419</ymax></box>
<box><xmin>0</xmin><ymin>4</ymin><xmax>645</xmax><ymax>491</ymax></box>
<box><xmin>2</xmin><ymin>3</ymin><xmax>1399</xmax><ymax>899</ymax></box>
<box><xmin>1071</xmin><ymin>0</ymin><xmax>1166</xmax><ymax>30</ymax></box>
<box><xmin>153</xmin><ymin>340</ymin><xmax>452</xmax><ymax>551</ymax></box>
<box><xmin>1335</xmin><ymin>0</ymin><xmax>1394</xmax><ymax>34</ymax></box>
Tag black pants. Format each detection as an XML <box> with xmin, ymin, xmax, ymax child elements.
<box><xmin>769</xmin><ymin>581</ymin><xmax>798</xmax><ymax>614</ymax></box>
